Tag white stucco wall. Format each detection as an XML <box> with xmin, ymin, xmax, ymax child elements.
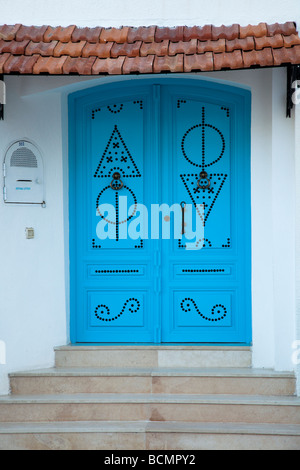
<box><xmin>0</xmin><ymin>0</ymin><xmax>299</xmax><ymax>394</ymax></box>
<box><xmin>0</xmin><ymin>0</ymin><xmax>299</xmax><ymax>28</ymax></box>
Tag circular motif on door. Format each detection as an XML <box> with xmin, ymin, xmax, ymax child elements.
<box><xmin>96</xmin><ymin>185</ymin><xmax>137</xmax><ymax>225</ymax></box>
<box><xmin>181</xmin><ymin>123</ymin><xmax>225</xmax><ymax>168</ymax></box>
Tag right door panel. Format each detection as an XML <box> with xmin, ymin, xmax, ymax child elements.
<box><xmin>161</xmin><ymin>84</ymin><xmax>251</xmax><ymax>343</ymax></box>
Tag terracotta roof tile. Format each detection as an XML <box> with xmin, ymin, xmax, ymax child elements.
<box><xmin>0</xmin><ymin>21</ymin><xmax>299</xmax><ymax>76</ymax></box>
<box><xmin>214</xmin><ymin>50</ymin><xmax>244</xmax><ymax>70</ymax></box>
<box><xmin>212</xmin><ymin>24</ymin><xmax>239</xmax><ymax>41</ymax></box>
<box><xmin>71</xmin><ymin>26</ymin><xmax>102</xmax><ymax>43</ymax></box>
<box><xmin>127</xmin><ymin>26</ymin><xmax>156</xmax><ymax>43</ymax></box>
<box><xmin>63</xmin><ymin>56</ymin><xmax>96</xmax><ymax>74</ymax></box>
<box><xmin>53</xmin><ymin>40</ymin><xmax>86</xmax><ymax>57</ymax></box>
<box><xmin>33</xmin><ymin>56</ymin><xmax>68</xmax><ymax>74</ymax></box>
<box><xmin>184</xmin><ymin>52</ymin><xmax>214</xmax><ymax>72</ymax></box>
<box><xmin>82</xmin><ymin>41</ymin><xmax>113</xmax><ymax>58</ymax></box>
<box><xmin>123</xmin><ymin>55</ymin><xmax>154</xmax><ymax>74</ymax></box>
<box><xmin>44</xmin><ymin>25</ymin><xmax>76</xmax><ymax>43</ymax></box>
<box><xmin>140</xmin><ymin>40</ymin><xmax>169</xmax><ymax>57</ymax></box>
<box><xmin>100</xmin><ymin>27</ymin><xmax>129</xmax><ymax>44</ymax></box>
<box><xmin>255</xmin><ymin>34</ymin><xmax>284</xmax><ymax>50</ymax></box>
<box><xmin>0</xmin><ymin>24</ymin><xmax>21</xmax><ymax>41</ymax></box>
<box><xmin>169</xmin><ymin>39</ymin><xmax>197</xmax><ymax>56</ymax></box>
<box><xmin>273</xmin><ymin>45</ymin><xmax>300</xmax><ymax>65</ymax></box>
<box><xmin>25</xmin><ymin>40</ymin><xmax>58</xmax><ymax>57</ymax></box>
<box><xmin>92</xmin><ymin>56</ymin><xmax>125</xmax><ymax>74</ymax></box>
<box><xmin>198</xmin><ymin>39</ymin><xmax>225</xmax><ymax>53</ymax></box>
<box><xmin>239</xmin><ymin>23</ymin><xmax>267</xmax><ymax>39</ymax></box>
<box><xmin>155</xmin><ymin>26</ymin><xmax>184</xmax><ymax>43</ymax></box>
<box><xmin>0</xmin><ymin>39</ymin><xmax>29</xmax><ymax>55</ymax></box>
<box><xmin>16</xmin><ymin>25</ymin><xmax>48</xmax><ymax>42</ymax></box>
<box><xmin>226</xmin><ymin>37</ymin><xmax>254</xmax><ymax>52</ymax></box>
<box><xmin>4</xmin><ymin>54</ymin><xmax>39</xmax><ymax>73</ymax></box>
<box><xmin>183</xmin><ymin>25</ymin><xmax>212</xmax><ymax>41</ymax></box>
<box><xmin>111</xmin><ymin>41</ymin><xmax>142</xmax><ymax>58</ymax></box>
<box><xmin>153</xmin><ymin>54</ymin><xmax>184</xmax><ymax>73</ymax></box>
<box><xmin>283</xmin><ymin>34</ymin><xmax>300</xmax><ymax>48</ymax></box>
<box><xmin>242</xmin><ymin>48</ymin><xmax>274</xmax><ymax>68</ymax></box>
<box><xmin>0</xmin><ymin>53</ymin><xmax>11</xmax><ymax>73</ymax></box>
<box><xmin>267</xmin><ymin>22</ymin><xmax>296</xmax><ymax>37</ymax></box>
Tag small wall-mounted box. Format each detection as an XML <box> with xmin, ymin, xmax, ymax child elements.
<box><xmin>25</xmin><ymin>227</ymin><xmax>34</xmax><ymax>239</ymax></box>
<box><xmin>3</xmin><ymin>140</ymin><xmax>44</xmax><ymax>205</ymax></box>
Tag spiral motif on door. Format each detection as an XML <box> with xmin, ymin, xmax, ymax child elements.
<box><xmin>180</xmin><ymin>298</ymin><xmax>227</xmax><ymax>322</ymax></box>
<box><xmin>94</xmin><ymin>298</ymin><xmax>141</xmax><ymax>322</ymax></box>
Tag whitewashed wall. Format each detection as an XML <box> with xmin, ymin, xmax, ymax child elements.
<box><xmin>0</xmin><ymin>0</ymin><xmax>299</xmax><ymax>394</ymax></box>
<box><xmin>0</xmin><ymin>0</ymin><xmax>299</xmax><ymax>28</ymax></box>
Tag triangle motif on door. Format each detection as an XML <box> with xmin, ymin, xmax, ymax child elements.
<box><xmin>94</xmin><ymin>125</ymin><xmax>141</xmax><ymax>178</ymax></box>
<box><xmin>180</xmin><ymin>173</ymin><xmax>228</xmax><ymax>224</ymax></box>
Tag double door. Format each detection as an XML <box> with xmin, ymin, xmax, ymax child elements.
<box><xmin>69</xmin><ymin>79</ymin><xmax>251</xmax><ymax>343</ymax></box>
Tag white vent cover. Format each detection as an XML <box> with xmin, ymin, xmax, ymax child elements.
<box><xmin>3</xmin><ymin>140</ymin><xmax>44</xmax><ymax>204</ymax></box>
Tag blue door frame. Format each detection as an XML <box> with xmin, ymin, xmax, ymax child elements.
<box><xmin>69</xmin><ymin>77</ymin><xmax>252</xmax><ymax>344</ymax></box>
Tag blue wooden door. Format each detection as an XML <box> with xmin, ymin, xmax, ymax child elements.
<box><xmin>69</xmin><ymin>79</ymin><xmax>251</xmax><ymax>344</ymax></box>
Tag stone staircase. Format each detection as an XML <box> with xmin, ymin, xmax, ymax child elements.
<box><xmin>0</xmin><ymin>345</ymin><xmax>300</xmax><ymax>450</ymax></box>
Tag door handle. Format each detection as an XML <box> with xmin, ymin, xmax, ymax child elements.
<box><xmin>180</xmin><ymin>201</ymin><xmax>186</xmax><ymax>235</ymax></box>
<box><xmin>110</xmin><ymin>171</ymin><xmax>124</xmax><ymax>190</ymax></box>
<box><xmin>197</xmin><ymin>170</ymin><xmax>210</xmax><ymax>190</ymax></box>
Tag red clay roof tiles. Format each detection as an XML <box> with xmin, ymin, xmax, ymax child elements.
<box><xmin>25</xmin><ymin>40</ymin><xmax>58</xmax><ymax>57</ymax></box>
<box><xmin>53</xmin><ymin>40</ymin><xmax>86</xmax><ymax>58</ymax></box>
<box><xmin>212</xmin><ymin>24</ymin><xmax>239</xmax><ymax>41</ymax></box>
<box><xmin>123</xmin><ymin>55</ymin><xmax>154</xmax><ymax>74</ymax></box>
<box><xmin>63</xmin><ymin>56</ymin><xmax>96</xmax><ymax>74</ymax></box>
<box><xmin>0</xmin><ymin>52</ymin><xmax>11</xmax><ymax>73</ymax></box>
<box><xmin>100</xmin><ymin>27</ymin><xmax>129</xmax><ymax>44</ymax></box>
<box><xmin>267</xmin><ymin>22</ymin><xmax>296</xmax><ymax>37</ymax></box>
<box><xmin>226</xmin><ymin>37</ymin><xmax>255</xmax><ymax>52</ymax></box>
<box><xmin>16</xmin><ymin>25</ymin><xmax>48</xmax><ymax>42</ymax></box>
<box><xmin>0</xmin><ymin>21</ymin><xmax>299</xmax><ymax>75</ymax></box>
<box><xmin>155</xmin><ymin>26</ymin><xmax>184</xmax><ymax>43</ymax></box>
<box><xmin>92</xmin><ymin>56</ymin><xmax>125</xmax><ymax>75</ymax></box>
<box><xmin>184</xmin><ymin>52</ymin><xmax>213</xmax><ymax>72</ymax></box>
<box><xmin>33</xmin><ymin>56</ymin><xmax>68</xmax><ymax>74</ymax></box>
<box><xmin>0</xmin><ymin>24</ymin><xmax>21</xmax><ymax>41</ymax></box>
<box><xmin>273</xmin><ymin>45</ymin><xmax>300</xmax><ymax>65</ymax></box>
<box><xmin>111</xmin><ymin>41</ymin><xmax>142</xmax><ymax>58</ymax></box>
<box><xmin>169</xmin><ymin>39</ymin><xmax>197</xmax><ymax>56</ymax></box>
<box><xmin>0</xmin><ymin>39</ymin><xmax>29</xmax><ymax>55</ymax></box>
<box><xmin>254</xmin><ymin>34</ymin><xmax>284</xmax><ymax>50</ymax></box>
<box><xmin>198</xmin><ymin>38</ymin><xmax>226</xmax><ymax>54</ymax></box>
<box><xmin>183</xmin><ymin>25</ymin><xmax>212</xmax><ymax>41</ymax></box>
<box><xmin>214</xmin><ymin>50</ymin><xmax>244</xmax><ymax>70</ymax></box>
<box><xmin>71</xmin><ymin>26</ymin><xmax>102</xmax><ymax>43</ymax></box>
<box><xmin>82</xmin><ymin>41</ymin><xmax>113</xmax><ymax>58</ymax></box>
<box><xmin>153</xmin><ymin>54</ymin><xmax>184</xmax><ymax>73</ymax></box>
<box><xmin>140</xmin><ymin>40</ymin><xmax>169</xmax><ymax>57</ymax></box>
<box><xmin>44</xmin><ymin>25</ymin><xmax>76</xmax><ymax>43</ymax></box>
<box><xmin>4</xmin><ymin>54</ymin><xmax>39</xmax><ymax>73</ymax></box>
<box><xmin>239</xmin><ymin>23</ymin><xmax>268</xmax><ymax>39</ymax></box>
<box><xmin>127</xmin><ymin>26</ymin><xmax>156</xmax><ymax>44</ymax></box>
<box><xmin>243</xmin><ymin>48</ymin><xmax>274</xmax><ymax>68</ymax></box>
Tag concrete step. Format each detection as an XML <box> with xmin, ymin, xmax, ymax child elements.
<box><xmin>0</xmin><ymin>393</ymin><xmax>299</xmax><ymax>424</ymax></box>
<box><xmin>0</xmin><ymin>420</ymin><xmax>300</xmax><ymax>450</ymax></box>
<box><xmin>54</xmin><ymin>345</ymin><xmax>252</xmax><ymax>369</ymax></box>
<box><xmin>9</xmin><ymin>367</ymin><xmax>296</xmax><ymax>396</ymax></box>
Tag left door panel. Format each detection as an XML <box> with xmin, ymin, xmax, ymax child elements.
<box><xmin>70</xmin><ymin>86</ymin><xmax>158</xmax><ymax>342</ymax></box>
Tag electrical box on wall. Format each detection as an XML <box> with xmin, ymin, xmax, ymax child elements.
<box><xmin>3</xmin><ymin>140</ymin><xmax>45</xmax><ymax>205</ymax></box>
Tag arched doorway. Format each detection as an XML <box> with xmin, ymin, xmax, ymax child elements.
<box><xmin>69</xmin><ymin>77</ymin><xmax>251</xmax><ymax>343</ymax></box>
